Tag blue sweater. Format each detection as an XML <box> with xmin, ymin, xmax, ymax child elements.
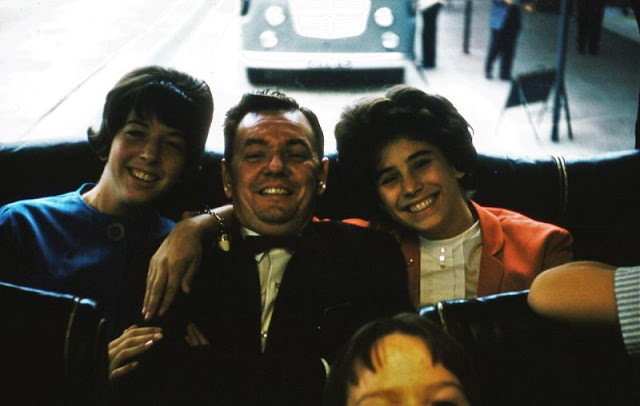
<box><xmin>0</xmin><ymin>184</ymin><xmax>173</xmax><ymax>338</ymax></box>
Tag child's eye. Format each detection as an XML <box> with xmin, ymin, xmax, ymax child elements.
<box><xmin>126</xmin><ymin>130</ymin><xmax>145</xmax><ymax>138</ymax></box>
<box><xmin>413</xmin><ymin>158</ymin><xmax>431</xmax><ymax>169</ymax></box>
<box><xmin>378</xmin><ymin>174</ymin><xmax>398</xmax><ymax>187</ymax></box>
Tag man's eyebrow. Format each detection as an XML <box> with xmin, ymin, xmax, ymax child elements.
<box><xmin>285</xmin><ymin>138</ymin><xmax>313</xmax><ymax>149</ymax></box>
<box><xmin>240</xmin><ymin>138</ymin><xmax>268</xmax><ymax>148</ymax></box>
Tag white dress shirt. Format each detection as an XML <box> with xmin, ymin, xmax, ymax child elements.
<box><xmin>242</xmin><ymin>228</ymin><xmax>293</xmax><ymax>352</ymax></box>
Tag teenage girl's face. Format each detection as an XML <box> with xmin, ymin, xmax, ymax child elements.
<box><xmin>375</xmin><ymin>137</ymin><xmax>470</xmax><ymax>240</ymax></box>
<box><xmin>96</xmin><ymin>109</ymin><xmax>186</xmax><ymax>215</ymax></box>
<box><xmin>347</xmin><ymin>333</ymin><xmax>470</xmax><ymax>406</ymax></box>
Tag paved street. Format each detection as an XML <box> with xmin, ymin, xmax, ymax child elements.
<box><xmin>428</xmin><ymin>1</ymin><xmax>639</xmax><ymax>157</ymax></box>
<box><xmin>0</xmin><ymin>0</ymin><xmax>638</xmax><ymax>158</ymax></box>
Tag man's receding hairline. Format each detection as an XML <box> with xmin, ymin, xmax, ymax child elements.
<box><xmin>236</xmin><ymin>109</ymin><xmax>320</xmax><ymax>155</ymax></box>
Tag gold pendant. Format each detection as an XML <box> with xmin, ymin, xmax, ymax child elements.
<box><xmin>218</xmin><ymin>233</ymin><xmax>231</xmax><ymax>252</ymax></box>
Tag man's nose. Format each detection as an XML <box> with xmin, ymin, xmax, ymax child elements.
<box><xmin>265</xmin><ymin>153</ymin><xmax>285</xmax><ymax>173</ymax></box>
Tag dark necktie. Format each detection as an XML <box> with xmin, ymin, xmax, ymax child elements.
<box><xmin>243</xmin><ymin>235</ymin><xmax>300</xmax><ymax>255</ymax></box>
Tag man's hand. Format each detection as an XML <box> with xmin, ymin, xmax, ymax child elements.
<box><xmin>108</xmin><ymin>325</ymin><xmax>163</xmax><ymax>381</ymax></box>
<box><xmin>142</xmin><ymin>205</ymin><xmax>233</xmax><ymax>320</ymax></box>
<box><xmin>185</xmin><ymin>322</ymin><xmax>210</xmax><ymax>347</ymax></box>
<box><xmin>142</xmin><ymin>215</ymin><xmax>208</xmax><ymax>320</ymax></box>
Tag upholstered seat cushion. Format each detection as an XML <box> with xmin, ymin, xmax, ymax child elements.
<box><xmin>420</xmin><ymin>291</ymin><xmax>640</xmax><ymax>405</ymax></box>
<box><xmin>0</xmin><ymin>282</ymin><xmax>108</xmax><ymax>405</ymax></box>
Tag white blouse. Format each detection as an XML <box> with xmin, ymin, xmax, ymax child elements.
<box><xmin>418</xmin><ymin>221</ymin><xmax>482</xmax><ymax>306</ymax></box>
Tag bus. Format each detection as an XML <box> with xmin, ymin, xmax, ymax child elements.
<box><xmin>239</xmin><ymin>0</ymin><xmax>417</xmax><ymax>83</ymax></box>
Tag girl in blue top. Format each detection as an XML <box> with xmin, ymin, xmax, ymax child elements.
<box><xmin>0</xmin><ymin>65</ymin><xmax>213</xmax><ymax>381</ymax></box>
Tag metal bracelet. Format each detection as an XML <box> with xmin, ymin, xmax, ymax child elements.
<box><xmin>200</xmin><ymin>207</ymin><xmax>231</xmax><ymax>252</ymax></box>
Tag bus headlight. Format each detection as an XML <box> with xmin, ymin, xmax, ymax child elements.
<box><xmin>259</xmin><ymin>30</ymin><xmax>279</xmax><ymax>48</ymax></box>
<box><xmin>264</xmin><ymin>6</ymin><xmax>286</xmax><ymax>27</ymax></box>
<box><xmin>381</xmin><ymin>32</ymin><xmax>400</xmax><ymax>49</ymax></box>
<box><xmin>374</xmin><ymin>7</ymin><xmax>394</xmax><ymax>27</ymax></box>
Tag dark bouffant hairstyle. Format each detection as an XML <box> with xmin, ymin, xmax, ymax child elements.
<box><xmin>87</xmin><ymin>66</ymin><xmax>213</xmax><ymax>176</ymax></box>
<box><xmin>223</xmin><ymin>89</ymin><xmax>324</xmax><ymax>161</ymax></box>
<box><xmin>334</xmin><ymin>85</ymin><xmax>477</xmax><ymax>226</ymax></box>
<box><xmin>323</xmin><ymin>313</ymin><xmax>478</xmax><ymax>406</ymax></box>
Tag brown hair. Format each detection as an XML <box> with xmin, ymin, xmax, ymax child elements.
<box><xmin>87</xmin><ymin>66</ymin><xmax>213</xmax><ymax>176</ymax></box>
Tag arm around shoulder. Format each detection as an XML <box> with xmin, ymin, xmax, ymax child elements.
<box><xmin>143</xmin><ymin>204</ymin><xmax>234</xmax><ymax>320</ymax></box>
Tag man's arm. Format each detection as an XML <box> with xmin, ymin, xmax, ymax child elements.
<box><xmin>143</xmin><ymin>204</ymin><xmax>233</xmax><ymax>320</ymax></box>
<box><xmin>528</xmin><ymin>261</ymin><xmax>618</xmax><ymax>324</ymax></box>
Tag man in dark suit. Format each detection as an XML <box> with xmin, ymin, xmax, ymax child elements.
<box><xmin>141</xmin><ymin>90</ymin><xmax>412</xmax><ymax>405</ymax></box>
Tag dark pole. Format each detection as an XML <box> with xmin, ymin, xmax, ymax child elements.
<box><xmin>551</xmin><ymin>0</ymin><xmax>570</xmax><ymax>142</ymax></box>
<box><xmin>463</xmin><ymin>0</ymin><xmax>472</xmax><ymax>54</ymax></box>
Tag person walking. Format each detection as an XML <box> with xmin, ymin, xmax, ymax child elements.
<box><xmin>485</xmin><ymin>0</ymin><xmax>531</xmax><ymax>80</ymax></box>
<box><xmin>576</xmin><ymin>0</ymin><xmax>605</xmax><ymax>55</ymax></box>
<box><xmin>418</xmin><ymin>0</ymin><xmax>444</xmax><ymax>68</ymax></box>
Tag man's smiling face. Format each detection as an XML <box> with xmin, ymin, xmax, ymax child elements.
<box><xmin>222</xmin><ymin>110</ymin><xmax>328</xmax><ymax>236</ymax></box>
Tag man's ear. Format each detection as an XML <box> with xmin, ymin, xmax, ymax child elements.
<box><xmin>317</xmin><ymin>157</ymin><xmax>329</xmax><ymax>196</ymax></box>
<box><xmin>221</xmin><ymin>158</ymin><xmax>232</xmax><ymax>200</ymax></box>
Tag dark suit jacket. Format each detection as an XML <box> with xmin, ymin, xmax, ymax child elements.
<box><xmin>168</xmin><ymin>220</ymin><xmax>412</xmax><ymax>406</ymax></box>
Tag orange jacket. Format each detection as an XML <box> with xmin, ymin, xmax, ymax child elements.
<box><xmin>338</xmin><ymin>200</ymin><xmax>574</xmax><ymax>308</ymax></box>
<box><xmin>398</xmin><ymin>201</ymin><xmax>573</xmax><ymax>307</ymax></box>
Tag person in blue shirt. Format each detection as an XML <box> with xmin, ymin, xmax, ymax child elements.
<box><xmin>0</xmin><ymin>65</ymin><xmax>213</xmax><ymax>381</ymax></box>
<box><xmin>484</xmin><ymin>0</ymin><xmax>534</xmax><ymax>80</ymax></box>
